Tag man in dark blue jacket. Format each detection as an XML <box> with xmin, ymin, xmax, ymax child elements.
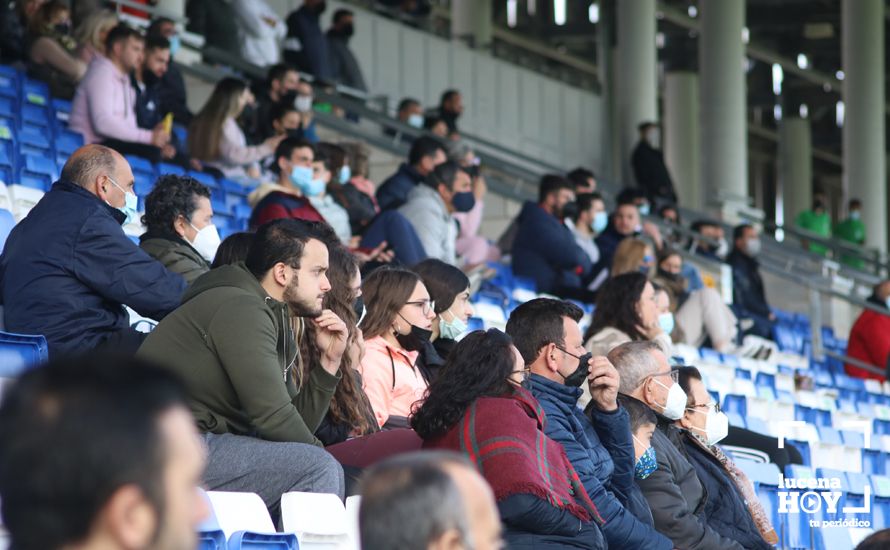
<box><xmin>512</xmin><ymin>176</ymin><xmax>591</xmax><ymax>296</ymax></box>
<box><xmin>284</xmin><ymin>0</ymin><xmax>331</xmax><ymax>80</ymax></box>
<box><xmin>376</xmin><ymin>136</ymin><xmax>446</xmax><ymax>211</ymax></box>
<box><xmin>728</xmin><ymin>224</ymin><xmax>774</xmax><ymax>339</ymax></box>
<box><xmin>506</xmin><ymin>298</ymin><xmax>673</xmax><ymax>550</ymax></box>
<box><xmin>0</xmin><ymin>145</ymin><xmax>186</xmax><ymax>356</ymax></box>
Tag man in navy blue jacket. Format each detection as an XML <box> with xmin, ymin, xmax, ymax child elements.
<box><xmin>506</xmin><ymin>298</ymin><xmax>673</xmax><ymax>550</ymax></box>
<box><xmin>0</xmin><ymin>145</ymin><xmax>186</xmax><ymax>356</ymax></box>
<box><xmin>512</xmin><ymin>175</ymin><xmax>592</xmax><ymax>297</ymax></box>
<box><xmin>284</xmin><ymin>0</ymin><xmax>331</xmax><ymax>80</ymax></box>
<box><xmin>376</xmin><ymin>136</ymin><xmax>446</xmax><ymax>211</ymax></box>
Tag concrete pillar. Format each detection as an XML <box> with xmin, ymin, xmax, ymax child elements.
<box><xmin>616</xmin><ymin>0</ymin><xmax>657</xmax><ymax>186</ymax></box>
<box><xmin>664</xmin><ymin>71</ymin><xmax>701</xmax><ymax>211</ymax></box>
<box><xmin>842</xmin><ymin>0</ymin><xmax>886</xmax><ymax>251</ymax></box>
<box><xmin>451</xmin><ymin>0</ymin><xmax>493</xmax><ymax>49</ymax></box>
<box><xmin>597</xmin><ymin>0</ymin><xmax>618</xmax><ymax>185</ymax></box>
<box><xmin>699</xmin><ymin>0</ymin><xmax>747</xmax><ymax>217</ymax></box>
<box><xmin>779</xmin><ymin>117</ymin><xmax>813</xmax><ymax>227</ymax></box>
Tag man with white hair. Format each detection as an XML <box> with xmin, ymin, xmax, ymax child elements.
<box><xmin>608</xmin><ymin>341</ymin><xmax>744</xmax><ymax>550</ymax></box>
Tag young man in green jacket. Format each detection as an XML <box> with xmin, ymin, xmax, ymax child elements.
<box><xmin>139</xmin><ymin>219</ymin><xmax>348</xmax><ymax>515</ymax></box>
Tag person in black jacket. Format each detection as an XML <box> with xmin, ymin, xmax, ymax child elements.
<box><xmin>727</xmin><ymin>224</ymin><xmax>774</xmax><ymax>339</ymax></box>
<box><xmin>146</xmin><ymin>18</ymin><xmax>191</xmax><ymax>124</ymax></box>
<box><xmin>284</xmin><ymin>0</ymin><xmax>331</xmax><ymax>80</ymax></box>
<box><xmin>631</xmin><ymin>121</ymin><xmax>677</xmax><ymax>206</ymax></box>
<box><xmin>0</xmin><ymin>145</ymin><xmax>186</xmax><ymax>356</ymax></box>
<box><xmin>676</xmin><ymin>367</ymin><xmax>778</xmax><ymax>549</ymax></box>
<box><xmin>326</xmin><ymin>9</ymin><xmax>367</xmax><ymax>92</ymax></box>
<box><xmin>376</xmin><ymin>136</ymin><xmax>446</xmax><ymax>211</ymax></box>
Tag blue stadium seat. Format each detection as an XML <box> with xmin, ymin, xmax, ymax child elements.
<box><xmin>226</xmin><ymin>532</ymin><xmax>298</xmax><ymax>549</ymax></box>
<box><xmin>754</xmin><ymin>372</ymin><xmax>776</xmax><ymax>390</ymax></box>
<box><xmin>188</xmin><ymin>170</ymin><xmax>219</xmax><ymax>190</ymax></box>
<box><xmin>784</xmin><ymin>464</ymin><xmax>816</xmax><ymax>549</ymax></box>
<box><xmin>16</xmin><ymin>167</ymin><xmax>52</xmax><ymax>191</ymax></box>
<box><xmin>735</xmin><ymin>460</ymin><xmax>781</xmax><ymax>532</ymax></box>
<box><xmin>734</xmin><ymin>367</ymin><xmax>751</xmax><ymax>380</ymax></box>
<box><xmin>0</xmin><ymin>65</ymin><xmax>20</xmax><ymax>99</ymax></box>
<box><xmin>0</xmin><ymin>208</ymin><xmax>14</xmax><ymax>251</ymax></box>
<box><xmin>787</xmin><ymin>439</ymin><xmax>811</xmax><ymax>466</ymax></box>
<box><xmin>233</xmin><ymin>203</ymin><xmax>252</xmax><ymax>222</ymax></box>
<box><xmin>20</xmin><ymin>104</ymin><xmax>50</xmax><ymax>130</ymax></box>
<box><xmin>841</xmin><ymin>430</ymin><xmax>865</xmax><ymax>448</ymax></box>
<box><xmin>21</xmin><ymin>79</ymin><xmax>49</xmax><ymax>106</ymax></box>
<box><xmin>125</xmin><ymin>155</ymin><xmax>155</xmax><ymax>177</ymax></box>
<box><xmin>0</xmin><ymin>96</ymin><xmax>15</xmax><ymax>118</ymax></box>
<box><xmin>700</xmin><ymin>347</ymin><xmax>722</xmax><ymax>364</ymax></box>
<box><xmin>814</xmin><ymin>528</ymin><xmax>853</xmax><ymax>550</ymax></box>
<box><xmin>872</xmin><ymin>475</ymin><xmax>890</xmax><ymax>533</ymax></box>
<box><xmin>817</xmin><ymin>426</ymin><xmax>843</xmax><ymax>446</ymax></box>
<box><xmin>722</xmin><ymin>394</ymin><xmax>747</xmax><ymax>417</ymax></box>
<box><xmin>845</xmin><ymin>471</ymin><xmax>872</xmax><ymax>523</ymax></box>
<box><xmin>863</xmin><ymin>449</ymin><xmax>887</xmax><ymax>476</ymax></box>
<box><xmin>18</xmin><ymin>130</ymin><xmax>52</xmax><ymax>156</ymax></box>
<box><xmin>172</xmin><ymin>122</ymin><xmax>187</xmax><ymax>145</ymax></box>
<box><xmin>134</xmin><ymin>173</ymin><xmax>154</xmax><ymax>198</ymax></box>
<box><xmin>0</xmin><ymin>331</ymin><xmax>48</xmax><ymax>376</ymax></box>
<box><xmin>157</xmin><ymin>162</ymin><xmax>185</xmax><ymax>176</ymax></box>
<box><xmin>726</xmin><ymin>411</ymin><xmax>746</xmax><ymax>429</ymax></box>
<box><xmin>746</xmin><ymin>416</ymin><xmax>769</xmax><ymax>435</ymax></box>
<box><xmin>197</xmin><ymin>529</ymin><xmax>226</xmax><ymax>550</ymax></box>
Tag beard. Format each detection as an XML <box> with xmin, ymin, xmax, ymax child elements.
<box><xmin>283</xmin><ymin>277</ymin><xmax>324</xmax><ymax>318</ymax></box>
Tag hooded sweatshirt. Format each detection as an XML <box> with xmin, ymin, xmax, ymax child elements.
<box><xmin>138</xmin><ymin>262</ymin><xmax>340</xmax><ymax>445</ymax></box>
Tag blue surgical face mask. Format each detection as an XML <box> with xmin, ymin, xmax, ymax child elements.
<box><xmin>301</xmin><ymin>178</ymin><xmax>327</xmax><ymax>197</ymax></box>
<box><xmin>658</xmin><ymin>312</ymin><xmax>675</xmax><ymax>334</ymax></box>
<box><xmin>407</xmin><ymin>113</ymin><xmax>424</xmax><ymax>128</ymax></box>
<box><xmin>289</xmin><ymin>165</ymin><xmax>314</xmax><ymax>190</ymax></box>
<box><xmin>638</xmin><ymin>203</ymin><xmax>651</xmax><ymax>217</ymax></box>
<box><xmin>591</xmin><ymin>210</ymin><xmax>608</xmax><ymax>233</ymax></box>
<box><xmin>168</xmin><ymin>34</ymin><xmax>181</xmax><ymax>56</ymax></box>
<box><xmin>339</xmin><ymin>165</ymin><xmax>351</xmax><ymax>184</ymax></box>
<box><xmin>452</xmin><ymin>191</ymin><xmax>476</xmax><ymax>213</ymax></box>
<box><xmin>850</xmin><ymin>210</ymin><xmax>861</xmax><ymax>220</ymax></box>
<box><xmin>107</xmin><ymin>176</ymin><xmax>138</xmax><ymax>225</ymax></box>
<box><xmin>884</xmin><ymin>296</ymin><xmax>890</xmax><ymax>310</ymax></box>
<box><xmin>633</xmin><ymin>435</ymin><xmax>658</xmax><ymax>479</ymax></box>
<box><xmin>438</xmin><ymin>308</ymin><xmax>467</xmax><ymax>340</ymax></box>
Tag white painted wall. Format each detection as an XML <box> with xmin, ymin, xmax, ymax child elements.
<box><xmin>266</xmin><ymin>0</ymin><xmax>605</xmax><ymax>171</ymax></box>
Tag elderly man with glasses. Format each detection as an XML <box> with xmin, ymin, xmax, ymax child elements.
<box><xmin>607</xmin><ymin>341</ymin><xmax>747</xmax><ymax>550</ymax></box>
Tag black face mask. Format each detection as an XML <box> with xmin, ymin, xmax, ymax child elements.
<box><xmin>312</xmin><ymin>1</ymin><xmax>327</xmax><ymax>14</ymax></box>
<box><xmin>353</xmin><ymin>296</ymin><xmax>364</xmax><ymax>323</ymax></box>
<box><xmin>337</xmin><ymin>24</ymin><xmax>354</xmax><ymax>38</ymax></box>
<box><xmin>657</xmin><ymin>268</ymin><xmax>682</xmax><ymax>282</ymax></box>
<box><xmin>395</xmin><ymin>316</ymin><xmax>432</xmax><ymax>352</ymax></box>
<box><xmin>286</xmin><ymin>127</ymin><xmax>304</xmax><ymax>140</ymax></box>
<box><xmin>559</xmin><ymin>351</ymin><xmax>592</xmax><ymax>388</ymax></box>
<box><xmin>54</xmin><ymin>23</ymin><xmax>70</xmax><ymax>36</ymax></box>
<box><xmin>142</xmin><ymin>69</ymin><xmax>161</xmax><ymax>87</ymax></box>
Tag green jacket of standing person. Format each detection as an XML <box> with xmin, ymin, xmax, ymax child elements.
<box><xmin>834</xmin><ymin>200</ymin><xmax>867</xmax><ymax>269</ymax></box>
<box><xmin>138</xmin><ymin>261</ymin><xmax>341</xmax><ymax>446</ymax></box>
<box><xmin>794</xmin><ymin>206</ymin><xmax>831</xmax><ymax>256</ymax></box>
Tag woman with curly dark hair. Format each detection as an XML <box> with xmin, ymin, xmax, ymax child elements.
<box><xmin>301</xmin><ymin>244</ymin><xmax>378</xmax><ymax>446</ymax></box>
<box><xmin>412</xmin><ymin>329</ymin><xmax>607</xmax><ymax>550</ymax></box>
<box><xmin>140</xmin><ymin>174</ymin><xmax>219</xmax><ymax>283</ymax></box>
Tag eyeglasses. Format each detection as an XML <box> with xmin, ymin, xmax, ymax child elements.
<box><xmin>639</xmin><ymin>368</ymin><xmax>679</xmax><ymax>386</ymax></box>
<box><xmin>405</xmin><ymin>299</ymin><xmax>436</xmax><ymax>316</ymax></box>
<box><xmin>687</xmin><ymin>401</ymin><xmax>721</xmax><ymax>414</ymax></box>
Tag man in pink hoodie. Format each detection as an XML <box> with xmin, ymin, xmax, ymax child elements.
<box><xmin>70</xmin><ymin>24</ymin><xmax>170</xmax><ymax>161</ymax></box>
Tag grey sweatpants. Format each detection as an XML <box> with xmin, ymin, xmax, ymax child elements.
<box><xmin>202</xmin><ymin>433</ymin><xmax>345</xmax><ymax>517</ymax></box>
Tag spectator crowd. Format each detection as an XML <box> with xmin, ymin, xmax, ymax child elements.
<box><xmin>0</xmin><ymin>2</ymin><xmax>888</xmax><ymax>550</ymax></box>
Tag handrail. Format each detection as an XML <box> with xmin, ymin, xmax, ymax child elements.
<box><xmin>824</xmin><ymin>349</ymin><xmax>886</xmax><ymax>380</ymax></box>
<box><xmin>107</xmin><ymin>0</ymin><xmax>188</xmax><ymax>23</ymax></box>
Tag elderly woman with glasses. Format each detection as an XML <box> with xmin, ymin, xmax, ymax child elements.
<box><xmin>412</xmin><ymin>329</ymin><xmax>607</xmax><ymax>550</ymax></box>
<box><xmin>357</xmin><ymin>266</ymin><xmax>436</xmax><ymax>429</ymax></box>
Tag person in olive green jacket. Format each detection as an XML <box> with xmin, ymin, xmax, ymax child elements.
<box><xmin>138</xmin><ymin>219</ymin><xmax>348</xmax><ymax>515</ymax></box>
<box><xmin>139</xmin><ymin>174</ymin><xmax>218</xmax><ymax>284</ymax></box>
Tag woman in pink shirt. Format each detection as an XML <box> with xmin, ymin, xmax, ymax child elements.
<box><xmin>188</xmin><ymin>77</ymin><xmax>284</xmax><ymax>183</ymax></box>
<box><xmin>357</xmin><ymin>266</ymin><xmax>435</xmax><ymax>429</ymax></box>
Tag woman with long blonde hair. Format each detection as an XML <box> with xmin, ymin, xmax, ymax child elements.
<box><xmin>73</xmin><ymin>9</ymin><xmax>117</xmax><ymax>65</ymax></box>
<box><xmin>611</xmin><ymin>237</ymin><xmax>655</xmax><ymax>277</ymax></box>
<box><xmin>188</xmin><ymin>77</ymin><xmax>284</xmax><ymax>183</ymax></box>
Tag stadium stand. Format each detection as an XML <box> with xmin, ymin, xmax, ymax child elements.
<box><xmin>0</xmin><ymin>1</ymin><xmax>889</xmax><ymax>549</ymax></box>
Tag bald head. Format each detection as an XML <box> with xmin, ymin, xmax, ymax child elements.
<box><xmin>61</xmin><ymin>145</ymin><xmax>135</xmax><ymax>211</ymax></box>
<box><xmin>61</xmin><ymin>145</ymin><xmax>121</xmax><ymax>188</ymax></box>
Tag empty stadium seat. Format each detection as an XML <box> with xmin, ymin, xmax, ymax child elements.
<box><xmin>204</xmin><ymin>492</ymin><xmax>275</xmax><ymax>540</ymax></box>
<box><xmin>735</xmin><ymin>460</ymin><xmax>781</xmax><ymax>532</ymax></box>
<box><xmin>0</xmin><ymin>331</ymin><xmax>48</xmax><ymax>377</ymax></box>
<box><xmin>0</xmin><ymin>208</ymin><xmax>14</xmax><ymax>251</ymax></box>
<box><xmin>227</xmin><ymin>532</ymin><xmax>298</xmax><ymax>549</ymax></box>
<box><xmin>280</xmin><ymin>492</ymin><xmax>349</xmax><ymax>548</ymax></box>
<box><xmin>784</xmin><ymin>464</ymin><xmax>816</xmax><ymax>549</ymax></box>
<box><xmin>7</xmin><ymin>184</ymin><xmax>43</xmax><ymax>220</ymax></box>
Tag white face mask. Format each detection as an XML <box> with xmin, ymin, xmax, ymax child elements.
<box><xmin>653</xmin><ymin>378</ymin><xmax>687</xmax><ymax>420</ymax></box>
<box><xmin>189</xmin><ymin>223</ymin><xmax>221</xmax><ymax>262</ymax></box>
<box><xmin>715</xmin><ymin>238</ymin><xmax>730</xmax><ymax>258</ymax></box>
<box><xmin>295</xmin><ymin>94</ymin><xmax>313</xmax><ymax>113</ymax></box>
<box><xmin>745</xmin><ymin>237</ymin><xmax>761</xmax><ymax>257</ymax></box>
<box><xmin>688</xmin><ymin>407</ymin><xmax>730</xmax><ymax>446</ymax></box>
